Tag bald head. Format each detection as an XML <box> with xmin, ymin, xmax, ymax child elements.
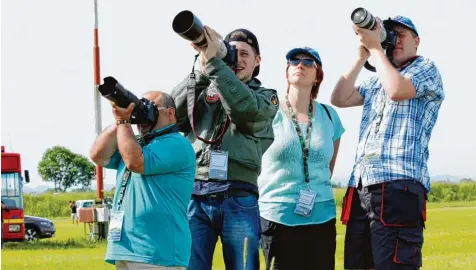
<box><xmin>138</xmin><ymin>91</ymin><xmax>177</xmax><ymax>135</ymax></box>
<box><xmin>142</xmin><ymin>91</ymin><xmax>176</xmax><ymax>109</ymax></box>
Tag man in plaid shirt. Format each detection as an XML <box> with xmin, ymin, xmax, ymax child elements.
<box><xmin>331</xmin><ymin>15</ymin><xmax>444</xmax><ymax>270</ymax></box>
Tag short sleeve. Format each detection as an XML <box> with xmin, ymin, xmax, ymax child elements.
<box><xmin>104</xmin><ymin>150</ymin><xmax>121</xmax><ymax>170</ymax></box>
<box><xmin>358</xmin><ymin>79</ymin><xmax>370</xmax><ymax>98</ymax></box>
<box><xmin>405</xmin><ymin>60</ymin><xmax>444</xmax><ymax>100</ymax></box>
<box><xmin>142</xmin><ymin>135</ymin><xmax>195</xmax><ymax>176</ymax></box>
<box><xmin>326</xmin><ymin>105</ymin><xmax>345</xmax><ymax>142</ymax></box>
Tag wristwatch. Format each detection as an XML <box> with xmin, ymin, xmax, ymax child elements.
<box><xmin>116</xmin><ymin>119</ymin><xmax>131</xmax><ymax>126</ymax></box>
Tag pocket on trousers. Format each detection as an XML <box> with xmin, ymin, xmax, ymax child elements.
<box><xmin>370</xmin><ymin>182</ymin><xmax>421</xmax><ymax>227</ymax></box>
<box><xmin>340</xmin><ymin>187</ymin><xmax>355</xmax><ymax>225</ymax></box>
<box><xmin>230</xmin><ymin>195</ymin><xmax>258</xmax><ymax>210</ymax></box>
<box><xmin>393</xmin><ymin>229</ymin><xmax>423</xmax><ymax>267</ymax></box>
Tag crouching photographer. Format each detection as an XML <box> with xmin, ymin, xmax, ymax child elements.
<box><xmin>331</xmin><ymin>8</ymin><xmax>445</xmax><ymax>270</ymax></box>
<box><xmin>170</xmin><ymin>10</ymin><xmax>279</xmax><ymax>270</ymax></box>
<box><xmin>90</xmin><ymin>85</ymin><xmax>196</xmax><ymax>270</ymax></box>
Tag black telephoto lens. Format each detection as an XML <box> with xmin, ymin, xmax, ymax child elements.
<box><xmin>98</xmin><ymin>76</ymin><xmax>147</xmax><ymax>122</ymax></box>
<box><xmin>172</xmin><ymin>10</ymin><xmax>207</xmax><ymax>48</ymax></box>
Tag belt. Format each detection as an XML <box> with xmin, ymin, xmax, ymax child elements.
<box><xmin>192</xmin><ymin>189</ymin><xmax>256</xmax><ymax>200</ymax></box>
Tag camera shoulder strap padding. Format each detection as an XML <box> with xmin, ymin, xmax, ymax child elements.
<box><xmin>140</xmin><ymin>125</ymin><xmax>179</xmax><ymax>145</ymax></box>
<box><xmin>186</xmin><ymin>54</ymin><xmax>230</xmax><ymax>145</ymax></box>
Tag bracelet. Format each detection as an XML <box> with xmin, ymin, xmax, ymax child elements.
<box><xmin>116</xmin><ymin>119</ymin><xmax>131</xmax><ymax>126</ymax></box>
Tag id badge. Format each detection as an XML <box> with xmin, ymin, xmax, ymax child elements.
<box><xmin>294</xmin><ymin>189</ymin><xmax>317</xmax><ymax>216</ymax></box>
<box><xmin>209</xmin><ymin>150</ymin><xmax>228</xmax><ymax>180</ymax></box>
<box><xmin>107</xmin><ymin>211</ymin><xmax>125</xmax><ymax>242</ymax></box>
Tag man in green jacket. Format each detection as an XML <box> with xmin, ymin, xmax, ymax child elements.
<box><xmin>171</xmin><ymin>26</ymin><xmax>278</xmax><ymax>270</ymax></box>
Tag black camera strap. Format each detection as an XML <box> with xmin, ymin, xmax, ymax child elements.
<box><xmin>139</xmin><ymin>124</ymin><xmax>179</xmax><ymax>145</ymax></box>
<box><xmin>116</xmin><ymin>169</ymin><xmax>130</xmax><ymax>211</ymax></box>
<box><xmin>364</xmin><ymin>46</ymin><xmax>396</xmax><ymax>72</ymax></box>
<box><xmin>187</xmin><ymin>54</ymin><xmax>230</xmax><ymax>145</ymax></box>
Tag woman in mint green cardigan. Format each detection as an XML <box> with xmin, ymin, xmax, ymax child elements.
<box><xmin>258</xmin><ymin>47</ymin><xmax>345</xmax><ymax>270</ymax></box>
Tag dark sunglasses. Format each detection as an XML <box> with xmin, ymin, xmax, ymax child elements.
<box><xmin>288</xmin><ymin>58</ymin><xmax>317</xmax><ymax>67</ymax></box>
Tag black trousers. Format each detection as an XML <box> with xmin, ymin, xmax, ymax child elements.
<box><xmin>260</xmin><ymin>217</ymin><xmax>336</xmax><ymax>270</ymax></box>
<box><xmin>342</xmin><ymin>180</ymin><xmax>426</xmax><ymax>270</ymax></box>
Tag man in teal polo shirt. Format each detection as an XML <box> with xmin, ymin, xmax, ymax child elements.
<box><xmin>90</xmin><ymin>91</ymin><xmax>196</xmax><ymax>269</ymax></box>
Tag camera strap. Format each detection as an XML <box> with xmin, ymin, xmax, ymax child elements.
<box><xmin>398</xmin><ymin>55</ymin><xmax>419</xmax><ymax>70</ymax></box>
<box><xmin>187</xmin><ymin>54</ymin><xmax>230</xmax><ymax>145</ymax></box>
<box><xmin>138</xmin><ymin>124</ymin><xmax>179</xmax><ymax>146</ymax></box>
<box><xmin>364</xmin><ymin>47</ymin><xmax>396</xmax><ymax>72</ymax></box>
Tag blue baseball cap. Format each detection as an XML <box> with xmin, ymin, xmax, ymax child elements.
<box><xmin>286</xmin><ymin>47</ymin><xmax>322</xmax><ymax>67</ymax></box>
<box><xmin>384</xmin><ymin>15</ymin><xmax>419</xmax><ymax>36</ymax></box>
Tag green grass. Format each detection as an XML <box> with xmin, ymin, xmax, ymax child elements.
<box><xmin>22</xmin><ymin>183</ymin><xmax>476</xmax><ymax>218</ymax></box>
<box><xmin>23</xmin><ymin>191</ymin><xmax>115</xmax><ymax>218</ymax></box>
<box><xmin>2</xmin><ymin>202</ymin><xmax>476</xmax><ymax>270</ymax></box>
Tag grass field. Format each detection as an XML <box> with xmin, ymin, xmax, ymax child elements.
<box><xmin>22</xmin><ymin>183</ymin><xmax>476</xmax><ymax>218</ymax></box>
<box><xmin>2</xmin><ymin>202</ymin><xmax>475</xmax><ymax>270</ymax></box>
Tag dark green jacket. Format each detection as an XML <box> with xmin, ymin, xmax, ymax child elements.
<box><xmin>171</xmin><ymin>57</ymin><xmax>279</xmax><ymax>187</ymax></box>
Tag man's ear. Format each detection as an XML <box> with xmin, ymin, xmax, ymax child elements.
<box><xmin>168</xmin><ymin>107</ymin><xmax>176</xmax><ymax>120</ymax></box>
<box><xmin>255</xmin><ymin>55</ymin><xmax>262</xmax><ymax>66</ymax></box>
<box><xmin>414</xmin><ymin>36</ymin><xmax>420</xmax><ymax>49</ymax></box>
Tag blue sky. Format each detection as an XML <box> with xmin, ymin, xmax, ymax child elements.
<box><xmin>2</xmin><ymin>0</ymin><xmax>475</xmax><ymax>189</ymax></box>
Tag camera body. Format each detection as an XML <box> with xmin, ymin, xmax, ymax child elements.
<box><xmin>98</xmin><ymin>76</ymin><xmax>158</xmax><ymax>125</ymax></box>
<box><xmin>172</xmin><ymin>10</ymin><xmax>237</xmax><ymax>68</ymax></box>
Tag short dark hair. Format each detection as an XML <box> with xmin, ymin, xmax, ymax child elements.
<box><xmin>162</xmin><ymin>94</ymin><xmax>176</xmax><ymax>109</ymax></box>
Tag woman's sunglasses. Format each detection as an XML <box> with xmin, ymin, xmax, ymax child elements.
<box><xmin>288</xmin><ymin>58</ymin><xmax>317</xmax><ymax>68</ymax></box>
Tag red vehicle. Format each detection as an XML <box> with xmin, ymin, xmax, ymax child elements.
<box><xmin>1</xmin><ymin>145</ymin><xmax>30</xmax><ymax>241</ymax></box>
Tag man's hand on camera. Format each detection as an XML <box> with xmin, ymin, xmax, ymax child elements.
<box><xmin>357</xmin><ymin>44</ymin><xmax>370</xmax><ymax>62</ymax></box>
<box><xmin>191</xmin><ymin>26</ymin><xmax>222</xmax><ymax>69</ymax></box>
<box><xmin>111</xmin><ymin>102</ymin><xmax>135</xmax><ymax>121</ymax></box>
<box><xmin>353</xmin><ymin>20</ymin><xmax>383</xmax><ymax>53</ymax></box>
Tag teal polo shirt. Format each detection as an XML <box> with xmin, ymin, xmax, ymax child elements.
<box><xmin>104</xmin><ymin>124</ymin><xmax>196</xmax><ymax>267</ymax></box>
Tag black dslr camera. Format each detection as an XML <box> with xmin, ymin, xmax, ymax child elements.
<box><xmin>351</xmin><ymin>7</ymin><xmax>398</xmax><ymax>72</ymax></box>
<box><xmin>98</xmin><ymin>77</ymin><xmax>158</xmax><ymax>125</ymax></box>
<box><xmin>172</xmin><ymin>10</ymin><xmax>238</xmax><ymax>69</ymax></box>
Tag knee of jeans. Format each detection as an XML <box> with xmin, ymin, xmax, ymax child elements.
<box><xmin>224</xmin><ymin>228</ymin><xmax>260</xmax><ymax>250</ymax></box>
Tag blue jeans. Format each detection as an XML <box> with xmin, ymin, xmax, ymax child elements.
<box><xmin>187</xmin><ymin>195</ymin><xmax>261</xmax><ymax>270</ymax></box>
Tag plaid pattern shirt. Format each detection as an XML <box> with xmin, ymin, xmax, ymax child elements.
<box><xmin>348</xmin><ymin>56</ymin><xmax>445</xmax><ymax>192</ymax></box>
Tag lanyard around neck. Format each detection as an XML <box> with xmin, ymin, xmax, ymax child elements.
<box><xmin>285</xmin><ymin>95</ymin><xmax>313</xmax><ymax>183</ymax></box>
<box><xmin>116</xmin><ymin>169</ymin><xmax>130</xmax><ymax>210</ymax></box>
